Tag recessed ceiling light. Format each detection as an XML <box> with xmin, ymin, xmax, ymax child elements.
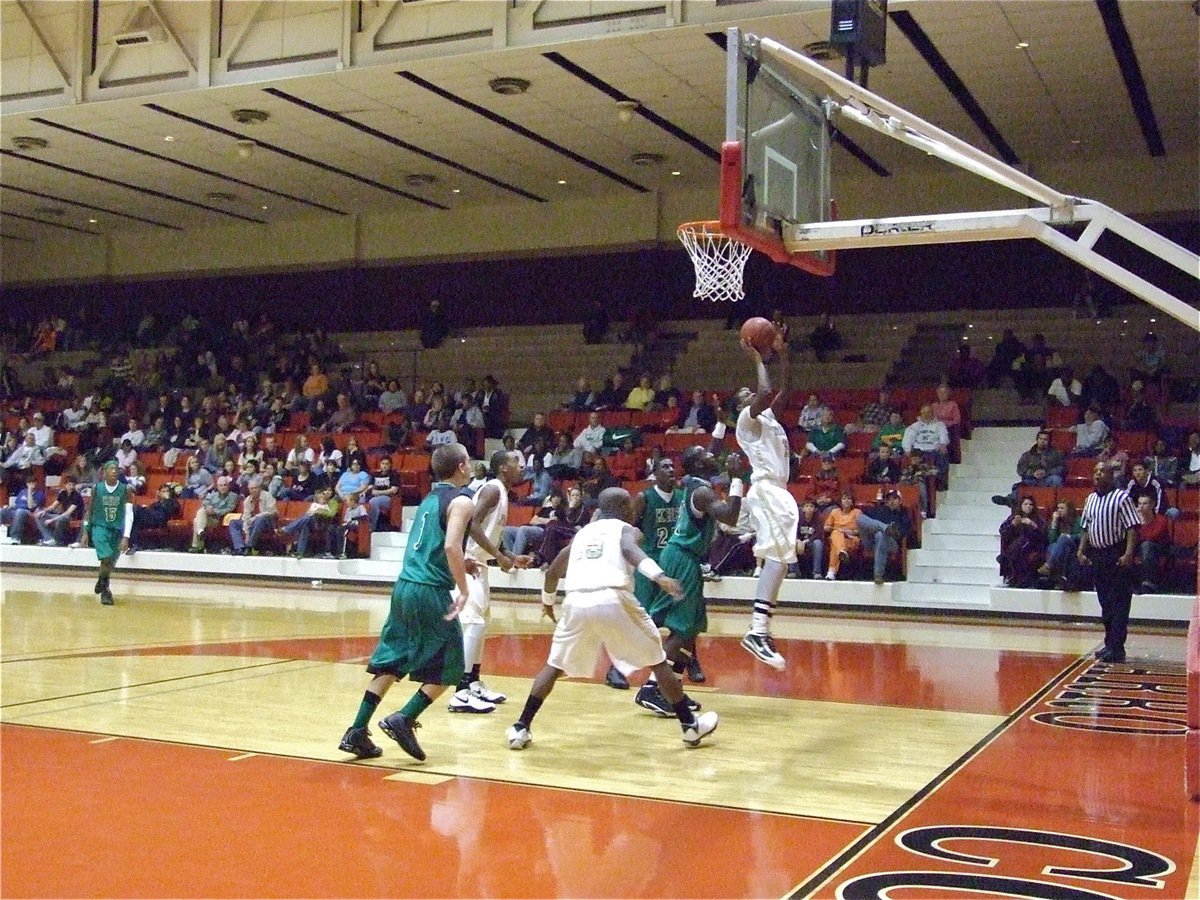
<box><xmin>88</xmin><ymin>218</ymin><xmax>97</xmax><ymax>224</ymax></box>
<box><xmin>670</xmin><ymin>170</ymin><xmax>681</xmax><ymax>176</ymax></box>
<box><xmin>556</xmin><ymin>179</ymin><xmax>566</xmax><ymax>185</ymax></box>
<box><xmin>1015</xmin><ymin>41</ymin><xmax>1029</xmax><ymax>49</ymax></box>
<box><xmin>163</xmin><ymin>135</ymin><xmax>175</xmax><ymax>142</ymax></box>
<box><xmin>260</xmin><ymin>205</ymin><xmax>268</xmax><ymax>210</ymax></box>
<box><xmin>451</xmin><ymin>188</ymin><xmax>461</xmax><ymax>194</ymax></box>
<box><xmin>489</xmin><ymin>77</ymin><xmax>530</xmax><ymax>96</ymax></box>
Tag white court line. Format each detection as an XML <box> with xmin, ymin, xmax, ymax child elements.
<box><xmin>89</xmin><ymin>736</ymin><xmax>121</xmax><ymax>744</ymax></box>
<box><xmin>227</xmin><ymin>753</ymin><xmax>257</xmax><ymax>761</ymax></box>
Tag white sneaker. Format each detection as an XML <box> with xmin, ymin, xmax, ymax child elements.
<box><xmin>38</xmin><ymin>539</ymin><xmax>57</xmax><ymax>546</ymax></box>
<box><xmin>681</xmin><ymin>711</ymin><xmax>719</xmax><ymax>747</ymax></box>
<box><xmin>506</xmin><ymin>724</ymin><xmax>532</xmax><ymax>750</ymax></box>
<box><xmin>825</xmin><ymin>570</ymin><xmax>835</xmax><ymax>580</ymax></box>
<box><xmin>447</xmin><ymin>689</ymin><xmax>496</xmax><ymax>714</ymax></box>
<box><xmin>69</xmin><ymin>542</ymin><xmax>83</xmax><ymax>549</ymax></box>
<box><xmin>470</xmin><ymin>680</ymin><xmax>506</xmax><ymax>704</ymax></box>
<box><xmin>740</xmin><ymin>632</ymin><xmax>786</xmax><ymax>670</ymax></box>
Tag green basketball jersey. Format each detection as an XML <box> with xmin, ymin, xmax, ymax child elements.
<box><xmin>666</xmin><ymin>475</ymin><xmax>716</xmax><ymax>558</ymax></box>
<box><xmin>400</xmin><ymin>482</ymin><xmax>469</xmax><ymax>589</ymax></box>
<box><xmin>638</xmin><ymin>486</ymin><xmax>682</xmax><ymax>561</ymax></box>
<box><xmin>88</xmin><ymin>481</ymin><xmax>130</xmax><ymax>531</ymax></box>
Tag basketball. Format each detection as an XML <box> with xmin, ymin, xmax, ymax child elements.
<box><xmin>740</xmin><ymin>317</ymin><xmax>777</xmax><ymax>353</ymax></box>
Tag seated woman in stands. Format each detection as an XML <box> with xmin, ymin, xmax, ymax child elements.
<box><xmin>237</xmin><ymin>433</ymin><xmax>263</xmax><ymax>471</ymax></box>
<box><xmin>1038</xmin><ymin>499</ymin><xmax>1083</xmax><ymax>590</ymax></box>
<box><xmin>538</xmin><ymin>485</ymin><xmax>589</xmax><ymax>563</ymax></box>
<box><xmin>997</xmin><ymin>496</ymin><xmax>1047</xmax><ymax>588</ymax></box>
<box><xmin>125</xmin><ymin>460</ymin><xmax>148</xmax><ymax>496</ymax></box>
<box><xmin>823</xmin><ymin>492</ymin><xmax>862</xmax><ymax>580</ymax></box>
<box><xmin>580</xmin><ymin>456</ymin><xmax>620</xmax><ymax>499</ymax></box>
<box><xmin>180</xmin><ymin>454</ymin><xmax>212</xmax><ymax>499</ymax></box>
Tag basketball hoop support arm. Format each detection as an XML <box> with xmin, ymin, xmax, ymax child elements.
<box><xmin>752</xmin><ymin>35</ymin><xmax>1199</xmax><ymax>332</ymax></box>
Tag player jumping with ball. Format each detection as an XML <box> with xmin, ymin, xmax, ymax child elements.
<box><xmin>733</xmin><ymin>329</ymin><xmax>793</xmax><ymax>670</ymax></box>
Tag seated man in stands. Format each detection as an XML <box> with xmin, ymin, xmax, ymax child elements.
<box><xmin>190</xmin><ymin>475</ymin><xmax>238</xmax><ymax>553</ymax></box>
<box><xmin>114</xmin><ymin>439</ymin><xmax>138</xmax><ymax>475</ymax></box>
<box><xmin>853</xmin><ymin>388</ymin><xmax>894</xmax><ymax>434</ymax></box>
<box><xmin>424</xmin><ymin>412</ymin><xmax>457</xmax><ymax>452</ymax></box>
<box><xmin>518</xmin><ymin>412</ymin><xmax>554</xmax><ymax>457</ymax></box>
<box><xmin>34</xmin><ymin>475</ymin><xmax>85</xmax><ymax>547</ymax></box>
<box><xmin>857</xmin><ymin>490</ymin><xmax>913</xmax><ymax>585</ymax></box>
<box><xmin>797</xmin><ymin>394</ymin><xmax>828</xmax><ymax>432</ymax></box>
<box><xmin>479</xmin><ymin>375</ymin><xmax>508</xmax><ymax>439</ymax></box>
<box><xmin>320</xmin><ymin>392</ymin><xmax>358</xmax><ymax>433</ymax></box>
<box><xmin>128</xmin><ymin>483</ymin><xmax>181</xmax><ymax>552</ymax></box>
<box><xmin>501</xmin><ymin>490</ymin><xmax>561</xmax><ymax>563</ymax></box>
<box><xmin>301</xmin><ymin>362</ymin><xmax>330</xmax><ymax>412</ymax></box>
<box><xmin>545</xmin><ymin>432</ymin><xmax>580</xmax><ymax>479</ymax></box>
<box><xmin>811</xmin><ymin>454</ymin><xmax>843</xmax><ymax>513</ymax></box>
<box><xmin>580</xmin><ymin>455</ymin><xmax>619</xmax><ymax>500</ymax></box>
<box><xmin>2</xmin><ymin>431</ymin><xmax>45</xmax><ymax>474</ymax></box>
<box><xmin>1122</xmin><ymin>380</ymin><xmax>1158</xmax><ymax>432</ymax></box>
<box><xmin>1178</xmin><ymin>430</ymin><xmax>1200</xmax><ymax>487</ymax></box>
<box><xmin>564</xmin><ymin>377</ymin><xmax>595</xmax><ymax>412</ymax></box>
<box><xmin>449</xmin><ymin>393</ymin><xmax>484</xmax><ymax>453</ymax></box>
<box><xmin>805</xmin><ymin>409</ymin><xmax>847</xmax><ymax>458</ymax></box>
<box><xmin>365</xmin><ymin>456</ymin><xmax>400</xmax><ymax>532</ymax></box>
<box><xmin>573</xmin><ymin>411</ymin><xmax>606</xmax><ymax>456</ymax></box>
<box><xmin>1047</xmin><ymin>366</ymin><xmax>1083</xmax><ymax>408</ymax></box>
<box><xmin>1095</xmin><ymin>435</ymin><xmax>1128</xmax><ymax>477</ymax></box>
<box><xmin>228</xmin><ymin>476</ymin><xmax>278</xmax><ymax>556</ymax></box>
<box><xmin>1126</xmin><ymin>461</ymin><xmax>1172</xmax><ymax>516</ymax></box>
<box><xmin>521</xmin><ymin>454</ymin><xmax>554</xmax><ymax>507</ymax></box>
<box><xmin>378</xmin><ymin>380</ymin><xmax>407</xmax><ymax>415</ymax></box>
<box><xmin>1129</xmin><ymin>331</ymin><xmax>1168</xmax><ymax>390</ymax></box>
<box><xmin>900</xmin><ymin>449</ymin><xmax>938</xmax><ymax>518</ymax></box>
<box><xmin>1133</xmin><ymin>494</ymin><xmax>1170</xmax><ymax>593</ymax></box>
<box><xmin>1018</xmin><ymin>430</ymin><xmax>1065</xmax><ymax>488</ymax></box>
<box><xmin>901</xmin><ymin>405</ymin><xmax>950</xmax><ymax>488</ymax></box>
<box><xmin>866</xmin><ymin>445</ymin><xmax>901</xmax><ymax>485</ymax></box>
<box><xmin>945</xmin><ymin>344</ymin><xmax>985</xmax><ymax>389</ymax></box>
<box><xmin>1</xmin><ymin>479</ymin><xmax>45</xmax><ymax>544</ymax></box>
<box><xmin>278</xmin><ymin>488</ymin><xmax>339</xmax><ymax>558</ymax></box>
<box><xmin>670</xmin><ymin>391</ymin><xmax>716</xmax><ymax>434</ymax></box>
<box><xmin>871</xmin><ymin>410</ymin><xmax>906</xmax><ymax>456</ymax></box>
<box><xmin>286</xmin><ymin>459</ymin><xmax>317</xmax><ymax>501</ymax></box>
<box><xmin>117</xmin><ymin>417</ymin><xmax>146</xmax><ymax>451</ymax></box>
<box><xmin>792</xmin><ymin>499</ymin><xmax>825</xmax><ymax>579</ymax></box>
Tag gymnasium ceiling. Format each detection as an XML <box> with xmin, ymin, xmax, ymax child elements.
<box><xmin>1</xmin><ymin>0</ymin><xmax>1196</xmax><ymax>246</ymax></box>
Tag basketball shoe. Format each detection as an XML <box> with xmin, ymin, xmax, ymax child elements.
<box><xmin>378</xmin><ymin>712</ymin><xmax>425</xmax><ymax>761</ymax></box>
<box><xmin>469</xmin><ymin>680</ymin><xmax>506</xmax><ymax>704</ymax></box>
<box><xmin>681</xmin><ymin>711</ymin><xmax>719</xmax><ymax>747</ymax></box>
<box><xmin>506</xmin><ymin>724</ymin><xmax>532</xmax><ymax>750</ymax></box>
<box><xmin>338</xmin><ymin>726</ymin><xmax>382</xmax><ymax>759</ymax></box>
<box><xmin>448</xmin><ymin>689</ymin><xmax>496</xmax><ymax>714</ymax></box>
<box><xmin>741</xmin><ymin>632</ymin><xmax>785</xmax><ymax>670</ymax></box>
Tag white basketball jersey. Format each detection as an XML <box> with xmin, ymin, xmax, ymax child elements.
<box><xmin>736</xmin><ymin>405</ymin><xmax>789</xmax><ymax>482</ymax></box>
<box><xmin>561</xmin><ymin>518</ymin><xmax>632</xmax><ymax>593</ymax></box>
<box><xmin>465</xmin><ymin>478</ymin><xmax>508</xmax><ymax>562</ymax></box>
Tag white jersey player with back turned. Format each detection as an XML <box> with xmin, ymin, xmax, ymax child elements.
<box><xmin>734</xmin><ymin>330</ymin><xmax>795</xmax><ymax>670</ymax></box>
<box><xmin>449</xmin><ymin>449</ymin><xmax>529</xmax><ymax>714</ymax></box>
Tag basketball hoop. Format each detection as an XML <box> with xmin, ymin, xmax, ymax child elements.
<box><xmin>677</xmin><ymin>220</ymin><xmax>753</xmax><ymax>303</ymax></box>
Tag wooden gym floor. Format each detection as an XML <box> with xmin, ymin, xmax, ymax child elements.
<box><xmin>1</xmin><ymin>570</ymin><xmax>1195</xmax><ymax>899</ymax></box>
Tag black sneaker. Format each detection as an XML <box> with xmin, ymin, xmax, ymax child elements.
<box><xmin>338</xmin><ymin>726</ymin><xmax>382</xmax><ymax>759</ymax></box>
<box><xmin>94</xmin><ymin>576</ymin><xmax>105</xmax><ymax>594</ymax></box>
<box><xmin>99</xmin><ymin>589</ymin><xmax>114</xmax><ymax>606</ymax></box>
<box><xmin>604</xmin><ymin>665</ymin><xmax>629</xmax><ymax>690</ymax></box>
<box><xmin>378</xmin><ymin>712</ymin><xmax>426</xmax><ymax>761</ymax></box>
<box><xmin>634</xmin><ymin>683</ymin><xmax>675</xmax><ymax>717</ymax></box>
<box><xmin>991</xmin><ymin>494</ymin><xmax>1015</xmax><ymax>507</ymax></box>
<box><xmin>686</xmin><ymin>654</ymin><xmax>706</xmax><ymax>684</ymax></box>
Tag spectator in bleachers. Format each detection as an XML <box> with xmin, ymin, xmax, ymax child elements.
<box><xmin>450</xmin><ymin>394</ymin><xmax>484</xmax><ymax>450</ymax></box>
<box><xmin>228</xmin><ymin>477</ymin><xmax>277</xmax><ymax>556</ymax></box>
<box><xmin>809</xmin><ymin>314</ymin><xmax>842</xmax><ymax>362</ymax></box>
<box><xmin>1047</xmin><ymin>366</ymin><xmax>1082</xmax><ymax>408</ymax></box>
<box><xmin>226</xmin><ymin>416</ymin><xmax>254</xmax><ymax>451</ymax></box>
<box><xmin>537</xmin><ymin>484</ymin><xmax>588</xmax><ymax>564</ymax></box>
<box><xmin>328</xmin><ymin>490</ymin><xmax>368</xmax><ymax>559</ymax></box>
<box><xmin>114</xmin><ymin>439</ymin><xmax>138</xmax><ymax>475</ymax></box>
<box><xmin>335</xmin><ymin>458</ymin><xmax>370</xmax><ymax>507</ymax></box>
<box><xmin>1126</xmin><ymin>462</ymin><xmax>1171</xmax><ymax>516</ymax></box>
<box><xmin>624</xmin><ymin>374</ymin><xmax>654</xmax><ymax>411</ymax></box>
<box><xmin>1133</xmin><ymin>495</ymin><xmax>1171</xmax><ymax>594</ymax></box>
<box><xmin>260</xmin><ymin>434</ymin><xmax>283</xmax><ymax>468</ymax></box>
<box><xmin>670</xmin><ymin>391</ymin><xmax>712</xmax><ymax>434</ymax></box>
<box><xmin>521</xmin><ymin>454</ymin><xmax>553</xmax><ymax>506</ymax></box>
<box><xmin>320</xmin><ymin>393</ymin><xmax>358</xmax><ymax>433</ymax></box>
<box><xmin>420</xmin><ymin>299</ymin><xmax>449</xmax><ymax>349</ymax></box>
<box><xmin>233</xmin><ymin>460</ymin><xmax>259</xmax><ymax>496</ymax></box>
<box><xmin>1122</xmin><ymin>380</ymin><xmax>1157</xmax><ymax>432</ymax></box>
<box><xmin>573</xmin><ymin>411</ymin><xmax>606</xmax><ymax>456</ymax></box>
<box><xmin>564</xmin><ymin>377</ymin><xmax>596</xmax><ymax>412</ymax></box>
<box><xmin>998</xmin><ymin>496</ymin><xmax>1046</xmax><ymax>588</ymax></box>
<box><xmin>34</xmin><ymin>475</ymin><xmax>84</xmax><ymax>547</ymax></box>
<box><xmin>1038</xmin><ymin>500</ymin><xmax>1083</xmax><ymax>590</ymax></box>
<box><xmin>580</xmin><ymin>455</ymin><xmax>619</xmax><ymax>500</ymax></box>
<box><xmin>126</xmin><ymin>460</ymin><xmax>147</xmax><ymax>496</ymax></box>
<box><xmin>797</xmin><ymin>394</ymin><xmax>828</xmax><ymax>432</ymax></box>
<box><xmin>377</xmin><ymin>380</ymin><xmax>405</xmax><ymax>415</ymax></box>
<box><xmin>342</xmin><ymin>437</ymin><xmax>367</xmax><ymax>472</ymax></box>
<box><xmin>518</xmin><ymin>413</ymin><xmax>554</xmax><ymax>457</ymax></box>
<box><xmin>652</xmin><ymin>375</ymin><xmax>681</xmax><ymax>410</ymax></box>
<box><xmin>237</xmin><ymin>434</ymin><xmax>263</xmax><ymax>471</ymax></box>
<box><xmin>127</xmin><ymin>483</ymin><xmax>181</xmax><ymax>552</ymax></box>
<box><xmin>285</xmin><ymin>435</ymin><xmax>315</xmax><ymax>476</ymax></box>
<box><xmin>421</xmin><ymin>395</ymin><xmax>446</xmax><ymax>431</ymax></box>
<box><xmin>1019</xmin><ymin>430</ymin><xmax>1065</xmax><ymax>488</ymax></box>
<box><xmin>945</xmin><ymin>344</ymin><xmax>986</xmax><ymax>389</ymax></box>
<box><xmin>805</xmin><ymin>409</ymin><xmax>847</xmax><ymax>458</ymax></box>
<box><xmin>1081</xmin><ymin>365</ymin><xmax>1120</xmax><ymax>415</ymax></box>
<box><xmin>58</xmin><ymin>397</ymin><xmax>87</xmax><ymax>431</ymax></box>
<box><xmin>366</xmin><ymin>456</ymin><xmax>400</xmax><ymax>532</ymax></box>
<box><xmin>985</xmin><ymin>329</ymin><xmax>1024</xmax><ymax>388</ymax></box>
<box><xmin>315</xmin><ymin>437</ymin><xmax>344</xmax><ymax>472</ymax></box>
<box><xmin>1065</xmin><ymin>408</ymin><xmax>1108</xmax><ymax>457</ymax></box>
<box><xmin>823</xmin><ymin>492</ymin><xmax>862</xmax><ymax>580</ymax></box>
<box><xmin>143</xmin><ymin>415</ymin><xmax>167</xmax><ymax>452</ymax></box>
<box><xmin>1095</xmin><ymin>435</ymin><xmax>1128</xmax><ymax>479</ymax></box>
<box><xmin>425</xmin><ymin>413</ymin><xmax>456</xmax><ymax>452</ymax></box>
<box><xmin>501</xmin><ymin>433</ymin><xmax>525</xmax><ymax>470</ymax></box>
<box><xmin>63</xmin><ymin>455</ymin><xmax>97</xmax><ymax>498</ymax></box>
<box><xmin>204</xmin><ymin>433</ymin><xmax>233</xmax><ymax>474</ymax></box>
<box><xmin>866</xmin><ymin>445</ymin><xmax>901</xmax><ymax>485</ymax></box>
<box><xmin>931</xmin><ymin>384</ymin><xmax>961</xmax><ymax>438</ymax></box>
<box><xmin>479</xmin><ymin>375</ymin><xmax>508</xmax><ymax>439</ymax></box>
<box><xmin>285</xmin><ymin>460</ymin><xmax>317</xmax><ymax>501</ymax></box>
<box><xmin>502</xmin><ymin>490</ymin><xmax>561</xmax><ymax>562</ymax></box>
<box><xmin>117</xmin><ymin>417</ymin><xmax>145</xmax><ymax>451</ymax></box>
<box><xmin>901</xmin><ymin>405</ymin><xmax>949</xmax><ymax>488</ymax></box>
<box><xmin>1</xmin><ymin>479</ymin><xmax>44</xmax><ymax>544</ymax></box>
<box><xmin>811</xmin><ymin>455</ymin><xmax>843</xmax><ymax>513</ymax></box>
<box><xmin>261</xmin><ymin>461</ymin><xmax>285</xmax><ymax>500</ymax></box>
<box><xmin>301</xmin><ymin>362</ymin><xmax>330</xmax><ymax>411</ymax></box>
<box><xmin>3</xmin><ymin>431</ymin><xmax>45</xmax><ymax>474</ymax></box>
<box><xmin>853</xmin><ymin>388</ymin><xmax>894</xmax><ymax>433</ymax></box>
<box><xmin>361</xmin><ymin>362</ymin><xmax>385</xmax><ymax>409</ymax></box>
<box><xmin>1129</xmin><ymin>332</ymin><xmax>1167</xmax><ymax>389</ymax></box>
<box><xmin>1013</xmin><ymin>333</ymin><xmax>1057</xmax><ymax>403</ymax></box>
<box><xmin>858</xmin><ymin>490</ymin><xmax>913</xmax><ymax>585</ymax></box>
<box><xmin>594</xmin><ymin>373</ymin><xmax>625</xmax><ymax>410</ymax></box>
<box><xmin>792</xmin><ymin>500</ymin><xmax>824</xmax><ymax>579</ymax></box>
<box><xmin>1146</xmin><ymin>439</ymin><xmax>1179</xmax><ymax>487</ymax></box>
<box><xmin>871</xmin><ymin>411</ymin><xmax>906</xmax><ymax>454</ymax></box>
<box><xmin>189</xmin><ymin>475</ymin><xmax>235</xmax><ymax>552</ymax></box>
<box><xmin>900</xmin><ymin>448</ymin><xmax>938</xmax><ymax>518</ymax></box>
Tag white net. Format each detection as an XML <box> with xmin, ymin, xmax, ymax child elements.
<box><xmin>677</xmin><ymin>221</ymin><xmax>754</xmax><ymax>303</ymax></box>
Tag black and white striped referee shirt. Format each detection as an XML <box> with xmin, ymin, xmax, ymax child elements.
<box><xmin>1080</xmin><ymin>487</ymin><xmax>1141</xmax><ymax>549</ymax></box>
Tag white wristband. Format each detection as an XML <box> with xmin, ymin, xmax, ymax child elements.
<box><xmin>637</xmin><ymin>558</ymin><xmax>664</xmax><ymax>581</ymax></box>
<box><xmin>540</xmin><ymin>590</ymin><xmax>556</xmax><ymax>607</ymax></box>
<box><xmin>729</xmin><ymin>479</ymin><xmax>744</xmax><ymax>498</ymax></box>
<box><xmin>712</xmin><ymin>421</ymin><xmax>727</xmax><ymax>440</ymax></box>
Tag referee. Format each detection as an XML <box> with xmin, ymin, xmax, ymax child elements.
<box><xmin>1077</xmin><ymin>462</ymin><xmax>1141</xmax><ymax>662</ymax></box>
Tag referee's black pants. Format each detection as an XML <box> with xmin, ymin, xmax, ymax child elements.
<box><xmin>1086</xmin><ymin>543</ymin><xmax>1135</xmax><ymax>657</ymax></box>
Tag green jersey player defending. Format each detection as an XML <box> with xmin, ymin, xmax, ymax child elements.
<box><xmin>634</xmin><ymin>445</ymin><xmax>741</xmax><ymax>717</ymax></box>
<box><xmin>86</xmin><ymin>460</ymin><xmax>131</xmax><ymax>606</ymax></box>
<box><xmin>339</xmin><ymin>442</ymin><xmax>502</xmax><ymax>763</ymax></box>
<box><xmin>604</xmin><ymin>456</ymin><xmax>684</xmax><ymax>690</ymax></box>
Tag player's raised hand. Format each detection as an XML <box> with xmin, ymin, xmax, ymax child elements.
<box><xmin>464</xmin><ymin>558</ymin><xmax>481</xmax><ymax>576</ymax></box>
<box><xmin>740</xmin><ymin>338</ymin><xmax>761</xmax><ymax>361</ymax></box>
<box><xmin>512</xmin><ymin>554</ymin><xmax>536</xmax><ymax>569</ymax></box>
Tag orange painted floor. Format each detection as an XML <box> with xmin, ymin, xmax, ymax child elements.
<box><xmin>1</xmin><ymin>577</ymin><xmax>1196</xmax><ymax>899</ymax></box>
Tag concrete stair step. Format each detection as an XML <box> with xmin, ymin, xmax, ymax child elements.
<box><xmin>924</xmin><ymin>516</ymin><xmax>1006</xmax><ymax>536</ymax></box>
<box><xmin>908</xmin><ymin>564</ymin><xmax>999</xmax><ymax>586</ymax></box>
<box><xmin>938</xmin><ymin>490</ymin><xmax>1016</xmax><ymax>508</ymax></box>
<box><xmin>948</xmin><ymin>464</ymin><xmax>1016</xmax><ymax>480</ymax></box>
<box><xmin>934</xmin><ymin>504</ymin><xmax>1011</xmax><ymax>524</ymax></box>
<box><xmin>891</xmin><ymin>581</ymin><xmax>993</xmax><ymax>606</ymax></box>
<box><xmin>921</xmin><ymin>533</ymin><xmax>1000</xmax><ymax>552</ymax></box>
<box><xmin>947</xmin><ymin>475</ymin><xmax>1018</xmax><ymax>494</ymax></box>
<box><xmin>908</xmin><ymin>548</ymin><xmax>998</xmax><ymax>568</ymax></box>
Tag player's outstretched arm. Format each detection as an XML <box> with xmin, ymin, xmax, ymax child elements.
<box><xmin>768</xmin><ymin>332</ymin><xmax>791</xmax><ymax>420</ymax></box>
<box><xmin>697</xmin><ymin>470</ymin><xmax>744</xmax><ymax>527</ymax></box>
<box><xmin>467</xmin><ymin>483</ymin><xmax>514</xmax><ymax>570</ymax></box>
<box><xmin>742</xmin><ymin>340</ymin><xmax>773</xmax><ymax>419</ymax></box>
<box><xmin>619</xmin><ymin>523</ymin><xmax>683</xmax><ymax>600</ymax></box>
